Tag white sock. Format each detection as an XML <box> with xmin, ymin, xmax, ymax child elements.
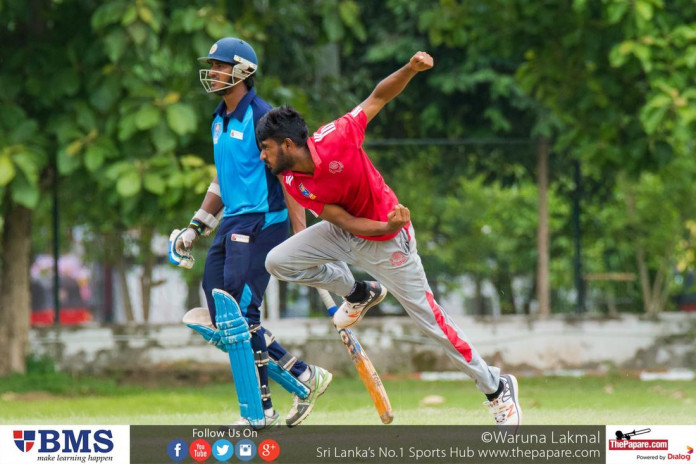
<box><xmin>298</xmin><ymin>367</ymin><xmax>311</xmax><ymax>382</ymax></box>
<box><xmin>264</xmin><ymin>408</ymin><xmax>275</xmax><ymax>418</ymax></box>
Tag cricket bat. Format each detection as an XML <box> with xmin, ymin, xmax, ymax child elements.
<box><xmin>317</xmin><ymin>288</ymin><xmax>394</xmax><ymax>424</ymax></box>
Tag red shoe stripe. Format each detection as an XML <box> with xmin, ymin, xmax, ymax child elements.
<box><xmin>426</xmin><ymin>291</ymin><xmax>473</xmax><ymax>362</ymax></box>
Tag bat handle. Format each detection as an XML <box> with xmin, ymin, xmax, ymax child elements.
<box><xmin>317</xmin><ymin>288</ymin><xmax>339</xmax><ymax>316</ymax></box>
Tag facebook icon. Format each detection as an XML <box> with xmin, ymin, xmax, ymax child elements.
<box><xmin>167</xmin><ymin>439</ymin><xmax>187</xmax><ymax>462</ymax></box>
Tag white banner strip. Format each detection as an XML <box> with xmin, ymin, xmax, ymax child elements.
<box><xmin>0</xmin><ymin>425</ymin><xmax>130</xmax><ymax>464</ymax></box>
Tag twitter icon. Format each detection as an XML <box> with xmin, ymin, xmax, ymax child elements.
<box><xmin>212</xmin><ymin>439</ymin><xmax>234</xmax><ymax>462</ymax></box>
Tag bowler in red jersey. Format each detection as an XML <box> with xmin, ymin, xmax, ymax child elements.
<box><xmin>257</xmin><ymin>52</ymin><xmax>522</xmax><ymax>429</ymax></box>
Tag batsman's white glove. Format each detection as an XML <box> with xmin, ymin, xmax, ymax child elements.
<box><xmin>168</xmin><ymin>228</ymin><xmax>197</xmax><ymax>269</ymax></box>
<box><xmin>176</xmin><ymin>228</ymin><xmax>198</xmax><ymax>254</ymax></box>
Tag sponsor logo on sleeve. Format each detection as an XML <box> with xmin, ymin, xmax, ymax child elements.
<box><xmin>298</xmin><ymin>183</ymin><xmax>317</xmax><ymax>200</ymax></box>
<box><xmin>213</xmin><ymin>122</ymin><xmax>222</xmax><ymax>144</ymax></box>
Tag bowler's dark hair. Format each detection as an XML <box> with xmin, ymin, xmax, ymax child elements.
<box><xmin>256</xmin><ymin>105</ymin><xmax>308</xmax><ymax>148</ymax></box>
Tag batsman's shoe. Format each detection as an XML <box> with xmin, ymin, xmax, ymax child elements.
<box><xmin>484</xmin><ymin>374</ymin><xmax>522</xmax><ymax>432</ymax></box>
<box><xmin>333</xmin><ymin>281</ymin><xmax>387</xmax><ymax>329</ymax></box>
<box><xmin>230</xmin><ymin>410</ymin><xmax>282</xmax><ymax>431</ymax></box>
<box><xmin>286</xmin><ymin>365</ymin><xmax>333</xmax><ymax>427</ymax></box>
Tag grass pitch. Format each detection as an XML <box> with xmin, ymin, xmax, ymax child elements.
<box><xmin>0</xmin><ymin>368</ymin><xmax>693</xmax><ymax>425</ymax></box>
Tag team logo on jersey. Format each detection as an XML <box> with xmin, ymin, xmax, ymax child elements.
<box><xmin>285</xmin><ymin>175</ymin><xmax>293</xmax><ymax>185</ymax></box>
<box><xmin>213</xmin><ymin>122</ymin><xmax>222</xmax><ymax>144</ymax></box>
<box><xmin>328</xmin><ymin>161</ymin><xmax>344</xmax><ymax>174</ymax></box>
<box><xmin>298</xmin><ymin>183</ymin><xmax>316</xmax><ymax>200</ymax></box>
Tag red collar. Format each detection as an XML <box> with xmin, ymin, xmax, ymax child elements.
<box><xmin>285</xmin><ymin>139</ymin><xmax>322</xmax><ymax>178</ymax></box>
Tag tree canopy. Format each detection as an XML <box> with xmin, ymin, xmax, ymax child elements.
<box><xmin>0</xmin><ymin>0</ymin><xmax>693</xmax><ymax>373</ymax></box>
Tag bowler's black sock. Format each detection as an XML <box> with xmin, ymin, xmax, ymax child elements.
<box><xmin>486</xmin><ymin>380</ymin><xmax>505</xmax><ymax>401</ymax></box>
<box><xmin>345</xmin><ymin>281</ymin><xmax>367</xmax><ymax>303</ymax></box>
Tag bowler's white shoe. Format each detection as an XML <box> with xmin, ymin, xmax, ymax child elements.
<box><xmin>333</xmin><ymin>281</ymin><xmax>387</xmax><ymax>328</ymax></box>
<box><xmin>484</xmin><ymin>374</ymin><xmax>522</xmax><ymax>432</ymax></box>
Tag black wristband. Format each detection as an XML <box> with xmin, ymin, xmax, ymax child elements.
<box><xmin>188</xmin><ymin>219</ymin><xmax>204</xmax><ymax>236</ymax></box>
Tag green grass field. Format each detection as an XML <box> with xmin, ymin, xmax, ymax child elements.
<box><xmin>0</xmin><ymin>365</ymin><xmax>693</xmax><ymax>425</ymax></box>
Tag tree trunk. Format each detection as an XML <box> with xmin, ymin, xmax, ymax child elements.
<box><xmin>656</xmin><ymin>257</ymin><xmax>673</xmax><ymax>313</ymax></box>
<box><xmin>114</xmin><ymin>236</ymin><xmax>135</xmax><ymax>323</ymax></box>
<box><xmin>606</xmin><ymin>285</ymin><xmax>618</xmax><ymax>316</ymax></box>
<box><xmin>536</xmin><ymin>138</ymin><xmax>551</xmax><ymax>316</ymax></box>
<box><xmin>0</xmin><ymin>201</ymin><xmax>33</xmax><ymax>375</ymax></box>
<box><xmin>139</xmin><ymin>227</ymin><xmax>167</xmax><ymax>322</ymax></box>
<box><xmin>523</xmin><ymin>273</ymin><xmax>537</xmax><ymax>315</ymax></box>
<box><xmin>102</xmin><ymin>264</ymin><xmax>114</xmax><ymax>323</ymax></box>
<box><xmin>625</xmin><ymin>187</ymin><xmax>657</xmax><ymax>315</ymax></box>
<box><xmin>140</xmin><ymin>227</ymin><xmax>153</xmax><ymax>322</ymax></box>
<box><xmin>473</xmin><ymin>277</ymin><xmax>485</xmax><ymax>316</ymax></box>
<box><xmin>493</xmin><ymin>263</ymin><xmax>516</xmax><ymax>314</ymax></box>
<box><xmin>649</xmin><ymin>255</ymin><xmax>672</xmax><ymax>315</ymax></box>
<box><xmin>649</xmin><ymin>261</ymin><xmax>666</xmax><ymax>315</ymax></box>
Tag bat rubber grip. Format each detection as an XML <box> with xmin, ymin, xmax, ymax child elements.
<box><xmin>317</xmin><ymin>289</ymin><xmax>339</xmax><ymax>316</ymax></box>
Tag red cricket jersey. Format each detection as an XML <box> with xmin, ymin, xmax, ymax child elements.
<box><xmin>282</xmin><ymin>106</ymin><xmax>406</xmax><ymax>241</ymax></box>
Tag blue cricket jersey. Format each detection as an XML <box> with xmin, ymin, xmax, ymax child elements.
<box><xmin>210</xmin><ymin>89</ymin><xmax>287</xmax><ymax>227</ymax></box>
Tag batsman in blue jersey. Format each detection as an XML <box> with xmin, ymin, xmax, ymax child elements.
<box><xmin>168</xmin><ymin>38</ymin><xmax>331</xmax><ymax>429</ymax></box>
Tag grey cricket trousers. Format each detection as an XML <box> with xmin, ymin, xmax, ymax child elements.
<box><xmin>265</xmin><ymin>220</ymin><xmax>500</xmax><ymax>394</ymax></box>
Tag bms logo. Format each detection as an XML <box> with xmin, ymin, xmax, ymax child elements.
<box><xmin>13</xmin><ymin>430</ymin><xmax>35</xmax><ymax>452</ymax></box>
<box><xmin>12</xmin><ymin>429</ymin><xmax>114</xmax><ymax>453</ymax></box>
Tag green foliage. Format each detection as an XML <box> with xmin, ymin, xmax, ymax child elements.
<box><xmin>357</xmin><ymin>0</ymin><xmax>694</xmax><ymax>311</ymax></box>
<box><xmin>1</xmin><ymin>0</ymin><xmax>693</xmax><ymax>315</ymax></box>
<box><xmin>165</xmin><ymin>103</ymin><xmax>198</xmax><ymax>136</ymax></box>
<box><xmin>0</xmin><ymin>105</ymin><xmax>47</xmax><ymax>209</ymax></box>
<box><xmin>371</xmin><ymin>141</ymin><xmax>543</xmax><ymax>309</ymax></box>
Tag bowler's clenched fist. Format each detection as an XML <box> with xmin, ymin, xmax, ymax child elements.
<box><xmin>409</xmin><ymin>52</ymin><xmax>434</xmax><ymax>72</ymax></box>
<box><xmin>387</xmin><ymin>204</ymin><xmax>410</xmax><ymax>233</ymax></box>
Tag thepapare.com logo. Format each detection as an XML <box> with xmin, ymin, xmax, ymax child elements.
<box><xmin>12</xmin><ymin>428</ymin><xmax>114</xmax><ymax>460</ymax></box>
